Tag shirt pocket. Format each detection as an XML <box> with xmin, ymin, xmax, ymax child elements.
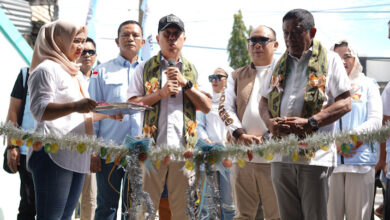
<box><xmin>105</xmin><ymin>78</ymin><xmax>125</xmax><ymax>100</ymax></box>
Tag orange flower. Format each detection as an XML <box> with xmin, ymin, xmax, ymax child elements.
<box><xmin>145</xmin><ymin>78</ymin><xmax>159</xmax><ymax>95</ymax></box>
<box><xmin>309</xmin><ymin>74</ymin><xmax>326</xmax><ymax>92</ymax></box>
<box><xmin>271</xmin><ymin>74</ymin><xmax>284</xmax><ymax>93</ymax></box>
<box><xmin>187</xmin><ymin>120</ymin><xmax>197</xmax><ymax>136</ymax></box>
<box><xmin>143</xmin><ymin>124</ymin><xmax>157</xmax><ymax>138</ymax></box>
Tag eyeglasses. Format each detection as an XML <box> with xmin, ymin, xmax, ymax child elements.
<box><xmin>248</xmin><ymin>36</ymin><xmax>275</xmax><ymax>46</ymax></box>
<box><xmin>81</xmin><ymin>50</ymin><xmax>96</xmax><ymax>56</ymax></box>
<box><xmin>208</xmin><ymin>74</ymin><xmax>227</xmax><ymax>82</ymax></box>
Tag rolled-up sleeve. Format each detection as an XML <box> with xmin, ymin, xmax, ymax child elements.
<box><xmin>28</xmin><ymin>67</ymin><xmax>55</xmax><ymax>122</ymax></box>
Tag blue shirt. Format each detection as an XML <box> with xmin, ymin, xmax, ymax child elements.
<box><xmin>89</xmin><ymin>55</ymin><xmax>141</xmax><ymax>146</ymax></box>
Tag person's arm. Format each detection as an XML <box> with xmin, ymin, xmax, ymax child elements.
<box><xmin>353</xmin><ymin>82</ymin><xmax>382</xmax><ymax>133</ymax></box>
<box><xmin>29</xmin><ymin>66</ymin><xmax>98</xmax><ymax>122</ymax></box>
<box><xmin>196</xmin><ymin>111</ymin><xmax>212</xmax><ymax>144</ymax></box>
<box><xmin>281</xmin><ymin>91</ymin><xmax>351</xmax><ymax>136</ymax></box>
<box><xmin>6</xmin><ymin>97</ymin><xmax>22</xmax><ymax>173</ymax></box>
<box><xmin>376</xmin><ymin>115</ymin><xmax>390</xmax><ymax>174</ymax></box>
<box><xmin>128</xmin><ymin>80</ymin><xmax>178</xmax><ymax>105</ymax></box>
<box><xmin>6</xmin><ymin>71</ymin><xmax>25</xmax><ymax>173</ymax></box>
<box><xmin>41</xmin><ymin>99</ymin><xmax>97</xmax><ymax>121</ymax></box>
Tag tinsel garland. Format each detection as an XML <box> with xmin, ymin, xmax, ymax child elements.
<box><xmin>2</xmin><ymin>122</ymin><xmax>389</xmax><ymax>162</ymax></box>
<box><xmin>122</xmin><ymin>136</ymin><xmax>155</xmax><ymax>219</ymax></box>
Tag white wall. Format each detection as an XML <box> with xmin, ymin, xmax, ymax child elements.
<box><xmin>0</xmin><ymin>30</ymin><xmax>29</xmax><ymax>220</ymax></box>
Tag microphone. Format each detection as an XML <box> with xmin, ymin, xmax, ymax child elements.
<box><xmin>168</xmin><ymin>58</ymin><xmax>177</xmax><ymax>98</ymax></box>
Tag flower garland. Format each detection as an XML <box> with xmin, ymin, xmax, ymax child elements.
<box><xmin>2</xmin><ymin>122</ymin><xmax>390</xmax><ymax>165</ymax></box>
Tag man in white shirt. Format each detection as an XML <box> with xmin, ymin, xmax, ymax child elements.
<box><xmin>76</xmin><ymin>37</ymin><xmax>98</xmax><ymax>220</ymax></box>
<box><xmin>219</xmin><ymin>25</ymin><xmax>280</xmax><ymax>219</ymax></box>
<box><xmin>259</xmin><ymin>9</ymin><xmax>351</xmax><ymax>220</ymax></box>
<box><xmin>127</xmin><ymin>14</ymin><xmax>211</xmax><ymax>219</ymax></box>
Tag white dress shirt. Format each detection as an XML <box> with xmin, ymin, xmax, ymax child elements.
<box><xmin>261</xmin><ymin>49</ymin><xmax>351</xmax><ymax>167</ymax></box>
<box><xmin>28</xmin><ymin>60</ymin><xmax>91</xmax><ymax>173</ymax></box>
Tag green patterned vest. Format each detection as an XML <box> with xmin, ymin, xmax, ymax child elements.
<box><xmin>143</xmin><ymin>51</ymin><xmax>198</xmax><ymax>149</ymax></box>
<box><xmin>268</xmin><ymin>40</ymin><xmax>328</xmax><ymax>118</ymax></box>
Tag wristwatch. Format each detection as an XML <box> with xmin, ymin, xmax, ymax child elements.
<box><xmin>308</xmin><ymin>117</ymin><xmax>319</xmax><ymax>132</ymax></box>
<box><xmin>183</xmin><ymin>80</ymin><xmax>193</xmax><ymax>92</ymax></box>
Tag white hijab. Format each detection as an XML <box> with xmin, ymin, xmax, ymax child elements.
<box><xmin>331</xmin><ymin>40</ymin><xmax>365</xmax><ymax>94</ymax></box>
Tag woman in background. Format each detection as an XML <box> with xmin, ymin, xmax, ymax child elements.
<box><xmin>327</xmin><ymin>40</ymin><xmax>382</xmax><ymax>220</ymax></box>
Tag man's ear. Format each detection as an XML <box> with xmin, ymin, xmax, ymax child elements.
<box><xmin>115</xmin><ymin>38</ymin><xmax>119</xmax><ymax>47</ymax></box>
<box><xmin>310</xmin><ymin>27</ymin><xmax>317</xmax><ymax>38</ymax></box>
<box><xmin>273</xmin><ymin>41</ymin><xmax>279</xmax><ymax>51</ymax></box>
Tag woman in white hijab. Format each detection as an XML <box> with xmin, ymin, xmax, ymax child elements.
<box><xmin>327</xmin><ymin>40</ymin><xmax>382</xmax><ymax>220</ymax></box>
<box><xmin>27</xmin><ymin>20</ymin><xmax>98</xmax><ymax>219</ymax></box>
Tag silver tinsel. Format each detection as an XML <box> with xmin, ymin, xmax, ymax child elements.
<box><xmin>122</xmin><ymin>153</ymin><xmax>155</xmax><ymax>220</ymax></box>
<box><xmin>203</xmin><ymin>163</ymin><xmax>221</xmax><ymax>220</ymax></box>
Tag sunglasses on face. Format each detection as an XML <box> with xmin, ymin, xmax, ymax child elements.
<box><xmin>248</xmin><ymin>36</ymin><xmax>275</xmax><ymax>46</ymax></box>
<box><xmin>81</xmin><ymin>49</ymin><xmax>96</xmax><ymax>56</ymax></box>
<box><xmin>208</xmin><ymin>74</ymin><xmax>227</xmax><ymax>82</ymax></box>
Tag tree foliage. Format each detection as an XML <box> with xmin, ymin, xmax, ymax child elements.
<box><xmin>227</xmin><ymin>10</ymin><xmax>251</xmax><ymax>69</ymax></box>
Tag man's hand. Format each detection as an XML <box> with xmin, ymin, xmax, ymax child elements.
<box><xmin>107</xmin><ymin>112</ymin><xmax>124</xmax><ymax>122</ymax></box>
<box><xmin>74</xmin><ymin>98</ymin><xmax>98</xmax><ymax>113</ymax></box>
<box><xmin>90</xmin><ymin>154</ymin><xmax>102</xmax><ymax>173</ymax></box>
<box><xmin>282</xmin><ymin>117</ymin><xmax>312</xmax><ymax>137</ymax></box>
<box><xmin>376</xmin><ymin>157</ymin><xmax>387</xmax><ymax>174</ymax></box>
<box><xmin>336</xmin><ymin>144</ymin><xmax>358</xmax><ymax>158</ymax></box>
<box><xmin>237</xmin><ymin>134</ymin><xmax>262</xmax><ymax>146</ymax></box>
<box><xmin>7</xmin><ymin>147</ymin><xmax>20</xmax><ymax>173</ymax></box>
<box><xmin>159</xmin><ymin>80</ymin><xmax>179</xmax><ymax>98</ymax></box>
<box><xmin>269</xmin><ymin>117</ymin><xmax>291</xmax><ymax>137</ymax></box>
<box><xmin>166</xmin><ymin>67</ymin><xmax>186</xmax><ymax>87</ymax></box>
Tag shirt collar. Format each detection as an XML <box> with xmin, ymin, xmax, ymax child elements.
<box><xmin>115</xmin><ymin>54</ymin><xmax>140</xmax><ymax>68</ymax></box>
<box><xmin>288</xmin><ymin>47</ymin><xmax>313</xmax><ymax>61</ymax></box>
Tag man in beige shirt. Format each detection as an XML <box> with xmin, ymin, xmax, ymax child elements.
<box><xmin>219</xmin><ymin>25</ymin><xmax>280</xmax><ymax>220</ymax></box>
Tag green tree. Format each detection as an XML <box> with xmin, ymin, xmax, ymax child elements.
<box><xmin>227</xmin><ymin>10</ymin><xmax>251</xmax><ymax>69</ymax></box>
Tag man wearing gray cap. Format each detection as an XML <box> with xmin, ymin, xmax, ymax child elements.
<box><xmin>128</xmin><ymin>14</ymin><xmax>211</xmax><ymax>219</ymax></box>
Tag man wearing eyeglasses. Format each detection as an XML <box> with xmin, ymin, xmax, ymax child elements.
<box><xmin>219</xmin><ymin>25</ymin><xmax>280</xmax><ymax>219</ymax></box>
<box><xmin>88</xmin><ymin>20</ymin><xmax>145</xmax><ymax>220</ymax></box>
<box><xmin>259</xmin><ymin>9</ymin><xmax>351</xmax><ymax>220</ymax></box>
<box><xmin>78</xmin><ymin>37</ymin><xmax>97</xmax><ymax>90</ymax></box>
<box><xmin>76</xmin><ymin>37</ymin><xmax>98</xmax><ymax>220</ymax></box>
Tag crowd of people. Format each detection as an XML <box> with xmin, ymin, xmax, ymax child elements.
<box><xmin>3</xmin><ymin>7</ymin><xmax>390</xmax><ymax>220</ymax></box>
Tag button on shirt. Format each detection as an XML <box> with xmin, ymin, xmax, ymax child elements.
<box><xmin>127</xmin><ymin>57</ymin><xmax>202</xmax><ymax>148</ymax></box>
<box><xmin>260</xmin><ymin>49</ymin><xmax>351</xmax><ymax>167</ymax></box>
<box><xmin>89</xmin><ymin>55</ymin><xmax>141</xmax><ymax>146</ymax></box>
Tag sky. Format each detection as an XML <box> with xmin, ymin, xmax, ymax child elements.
<box><xmin>58</xmin><ymin>0</ymin><xmax>390</xmax><ymax>85</ymax></box>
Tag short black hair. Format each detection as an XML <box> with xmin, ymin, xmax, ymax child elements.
<box><xmin>283</xmin><ymin>9</ymin><xmax>315</xmax><ymax>31</ymax></box>
<box><xmin>86</xmin><ymin>37</ymin><xmax>96</xmax><ymax>49</ymax></box>
<box><xmin>117</xmin><ymin>20</ymin><xmax>143</xmax><ymax>38</ymax></box>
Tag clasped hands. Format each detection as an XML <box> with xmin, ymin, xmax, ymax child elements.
<box><xmin>268</xmin><ymin>116</ymin><xmax>312</xmax><ymax>138</ymax></box>
<box><xmin>159</xmin><ymin>67</ymin><xmax>187</xmax><ymax>98</ymax></box>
